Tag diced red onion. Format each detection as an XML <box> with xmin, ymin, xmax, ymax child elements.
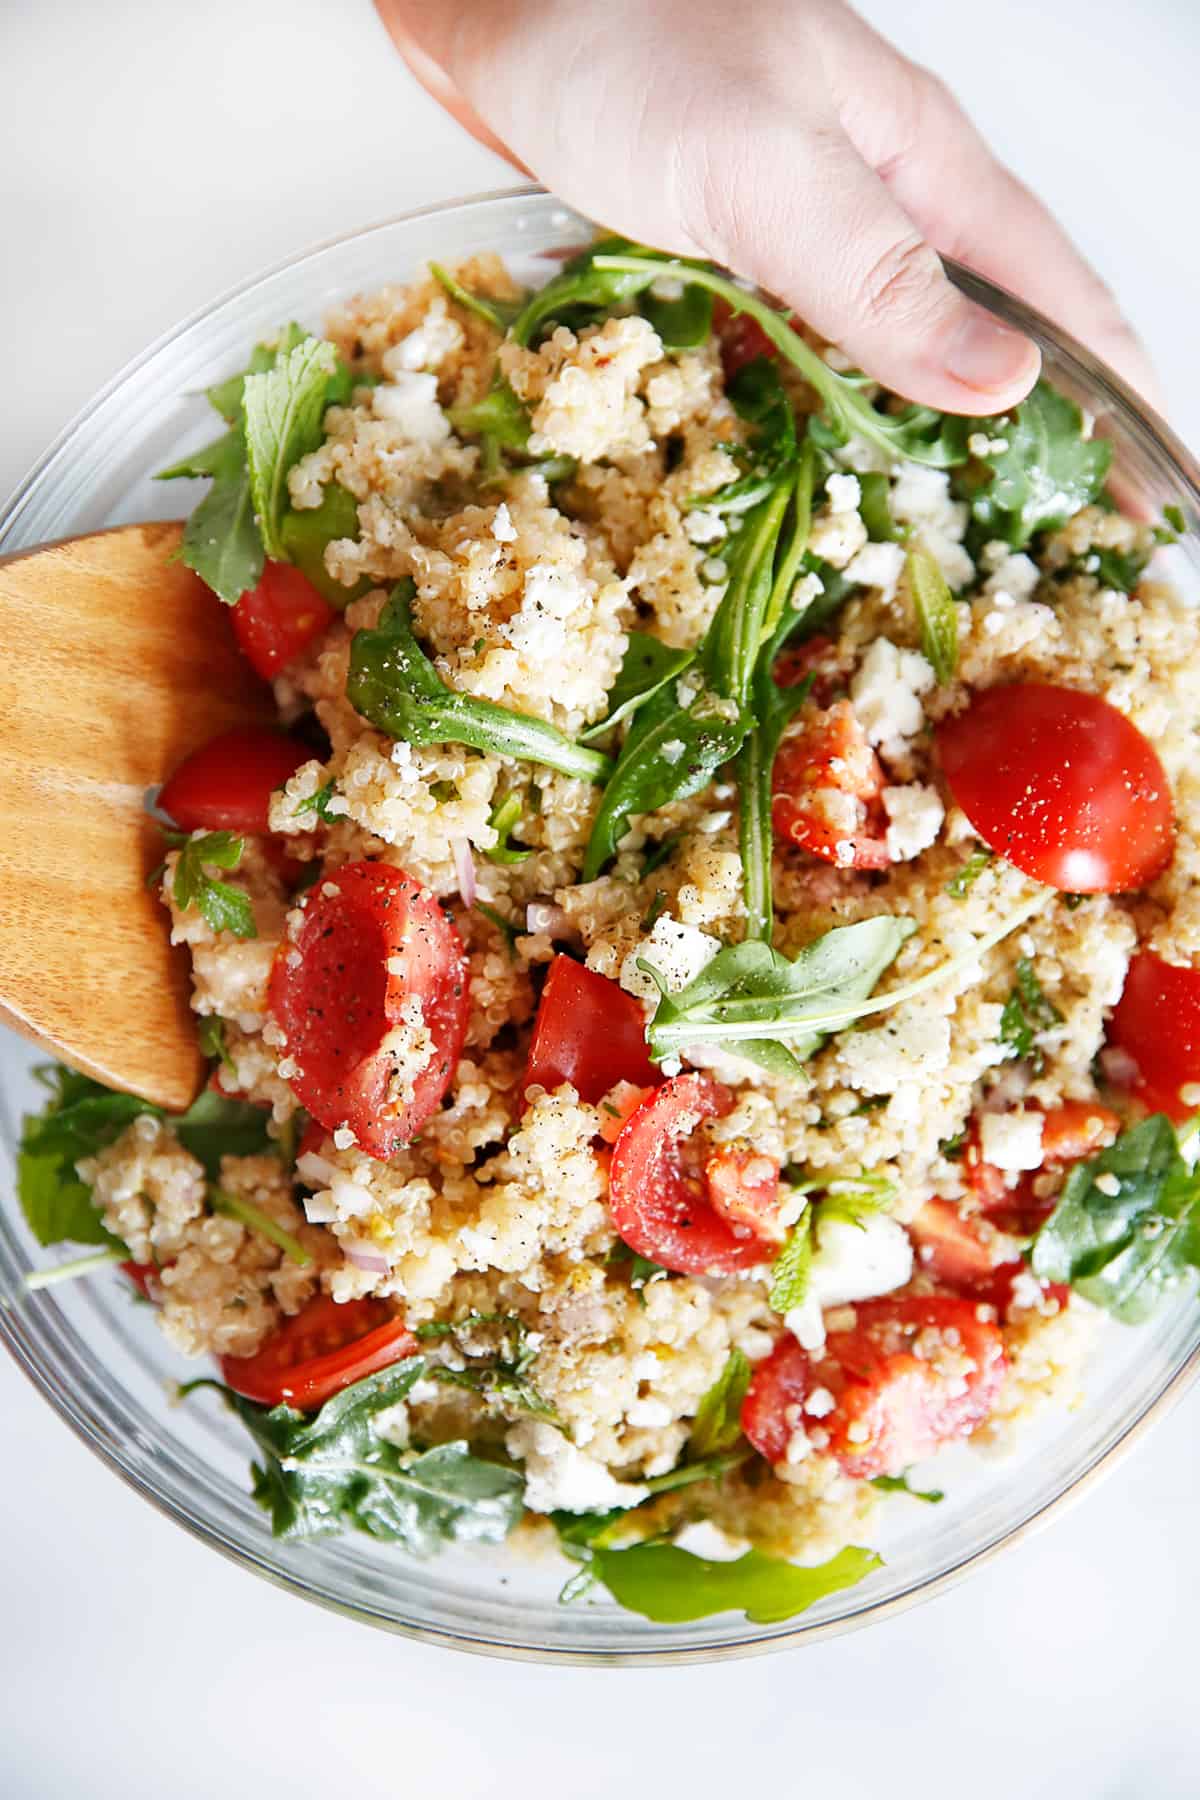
<box><xmin>451</xmin><ymin>837</ymin><xmax>477</xmax><ymax>906</ymax></box>
<box><xmin>1099</xmin><ymin>1045</ymin><xmax>1139</xmax><ymax>1089</ymax></box>
<box><xmin>344</xmin><ymin>1240</ymin><xmax>391</xmax><ymax>1275</ymax></box>
<box><xmin>526</xmin><ymin>901</ymin><xmax>570</xmax><ymax>936</ymax></box>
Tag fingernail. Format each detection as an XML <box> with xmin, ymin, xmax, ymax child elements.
<box><xmin>945</xmin><ymin>309</ymin><xmax>1039</xmax><ymax>394</ymax></box>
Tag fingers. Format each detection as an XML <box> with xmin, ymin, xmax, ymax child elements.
<box><xmin>373</xmin><ymin>4</ymin><xmax>528</xmax><ymax>171</ymax></box>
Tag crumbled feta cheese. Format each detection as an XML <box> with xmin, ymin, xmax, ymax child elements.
<box><xmin>626</xmin><ymin>1396</ymin><xmax>673</xmax><ymax>1429</ymax></box>
<box><xmin>506</xmin><ymin>1421</ymin><xmax>649</xmax><ymax>1514</ymax></box>
<box><xmin>825</xmin><ymin>473</ymin><xmax>862</xmax><ymax>515</ymax></box>
<box><xmin>850</xmin><ymin>638</ymin><xmax>935</xmax><ymax>759</ymax></box>
<box><xmin>804</xmin><ymin>1386</ymin><xmax>836</xmax><ymax>1418</ymax></box>
<box><xmin>882</xmin><ymin>783</ymin><xmax>945</xmax><ymax>862</ymax></box>
<box><xmin>890</xmin><ymin>464</ymin><xmax>973</xmax><ymax>588</ymax></box>
<box><xmin>785</xmin><ymin>1215</ymin><xmax>914</xmax><ymax>1354</ymax></box>
<box><xmin>1093</xmin><ymin>1172</ymin><xmax>1122</xmax><ymax>1198</ymax></box>
<box><xmin>673</xmin><ymin>1520</ymin><xmax>750</xmax><ymax>1560</ymax></box>
<box><xmin>372</xmin><ymin>370</ymin><xmax>451</xmax><ymax>444</ymax></box>
<box><xmin>619</xmin><ymin>915</ymin><xmax>721</xmax><ymax>1005</ymax></box>
<box><xmin>844</xmin><ymin>539</ymin><xmax>906</xmax><ymax>601</ymax></box>
<box><xmin>491</xmin><ymin>502</ymin><xmax>517</xmax><ymax>543</ymax></box>
<box><xmin>982</xmin><ymin>551</ymin><xmax>1040</xmax><ymax>603</ymax></box>
<box><xmin>838</xmin><ymin>1000</ymin><xmax>952</xmax><ymax>1092</ymax></box>
<box><xmin>979</xmin><ymin>1110</ymin><xmax>1045</xmax><ymax>1172</ymax></box>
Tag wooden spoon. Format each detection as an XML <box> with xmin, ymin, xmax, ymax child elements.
<box><xmin>0</xmin><ymin>522</ymin><xmax>274</xmax><ymax>1110</ymax></box>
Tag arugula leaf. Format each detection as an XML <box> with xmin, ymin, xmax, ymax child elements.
<box><xmin>906</xmin><ymin>541</ymin><xmax>958</xmax><ymax>682</ymax></box>
<box><xmin>1031</xmin><ymin>1114</ymin><xmax>1200</xmax><ymax>1322</ymax></box>
<box><xmin>768</xmin><ymin>1210</ymin><xmax>813</xmax><ymax>1314</ymax></box>
<box><xmin>508</xmin><ymin>236</ymin><xmax>669</xmax><ymax>347</ymax></box>
<box><xmin>347</xmin><ymin>583</ymin><xmax>612</xmax><ymax>784</ymax></box>
<box><xmin>584</xmin><ymin>1541</ymin><xmax>882</xmax><ymax>1624</ymax></box>
<box><xmin>640</xmin><ymin>282</ymin><xmax>713</xmax><ymax>349</ymax></box>
<box><xmin>579</xmin><ymin>633</ymin><xmax>697</xmax><ymax>743</ymax></box>
<box><xmin>858</xmin><ymin>471</ymin><xmax>902</xmax><ymax>542</ymax></box>
<box><xmin>171</xmin><ymin>1085</ymin><xmax>275</xmax><ymax>1176</ymax></box>
<box><xmin>998</xmin><ymin>957</ymin><xmax>1061</xmax><ymax>1070</ymax></box>
<box><xmin>429</xmin><ymin>262</ymin><xmax>522</xmax><ymax>333</ymax></box>
<box><xmin>484</xmin><ymin>792</ymin><xmax>531</xmax><ymax>865</ymax></box>
<box><xmin>243</xmin><ymin>335</ymin><xmax>339</xmax><ymax>561</ymax></box>
<box><xmin>694</xmin><ymin>360</ymin><xmax>798</xmax><ymax>516</ymax></box>
<box><xmin>449</xmin><ymin>372</ymin><xmax>532</xmax><ymax>456</ymax></box>
<box><xmin>415</xmin><ymin>1312</ymin><xmax>560</xmax><ymax>1423</ymax></box>
<box><xmin>689</xmin><ymin>1350</ymin><xmax>752</xmax><ymax>1456</ymax></box>
<box><xmin>961</xmin><ymin>382</ymin><xmax>1112</xmax><ymax>549</ymax></box>
<box><xmin>167</xmin><ymin>830</ymin><xmax>257</xmax><ymax>939</ymax></box>
<box><xmin>642</xmin><ymin>916</ymin><xmax>915</xmax><ymax>1074</ymax></box>
<box><xmin>592</xmin><ymin>252</ymin><xmax>970</xmax><ymax>469</ymax></box>
<box><xmin>208</xmin><ymin>1361</ymin><xmax>525</xmax><ymax>1547</ymax></box>
<box><xmin>945</xmin><ymin>847</ymin><xmax>992</xmax><ymax>898</ymax></box>
<box><xmin>870</xmin><ymin>1472</ymin><xmax>944</xmax><ymax>1503</ymax></box>
<box><xmin>278</xmin><ymin>481</ymin><xmax>368</xmax><ymax>608</ymax></box>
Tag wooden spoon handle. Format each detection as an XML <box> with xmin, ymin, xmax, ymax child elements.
<box><xmin>0</xmin><ymin>522</ymin><xmax>273</xmax><ymax>1110</ymax></box>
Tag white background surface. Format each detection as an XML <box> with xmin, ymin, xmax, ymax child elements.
<box><xmin>3</xmin><ymin>2</ymin><xmax>1200</xmax><ymax>1793</ymax></box>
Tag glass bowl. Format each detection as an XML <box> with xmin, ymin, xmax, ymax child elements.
<box><xmin>3</xmin><ymin>187</ymin><xmax>1200</xmax><ymax>1665</ymax></box>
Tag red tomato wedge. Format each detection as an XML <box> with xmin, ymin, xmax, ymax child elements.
<box><xmin>907</xmin><ymin>1203</ymin><xmax>1066</xmax><ymax>1317</ymax></box>
<box><xmin>936</xmin><ymin>683</ymin><xmax>1174</xmax><ymax>893</ymax></box>
<box><xmin>522</xmin><ymin>955</ymin><xmax>661</xmax><ymax>1104</ymax></box>
<box><xmin>233</xmin><ymin>562</ymin><xmax>335</xmax><ymax>679</ymax></box>
<box><xmin>772</xmin><ymin>634</ymin><xmax>839</xmax><ymax>709</ymax></box>
<box><xmin>713</xmin><ymin>298</ymin><xmax>801</xmax><ymax>380</ymax></box>
<box><xmin>964</xmin><ymin>1100</ymin><xmax>1121</xmax><ymax>1234</ymax></box>
<box><xmin>772</xmin><ymin>699</ymin><xmax>890</xmax><ymax>870</ymax></box>
<box><xmin>1109</xmin><ymin>952</ymin><xmax>1200</xmax><ymax>1121</ymax></box>
<box><xmin>121</xmin><ymin>1261</ymin><xmax>165</xmax><ymax>1303</ymax></box>
<box><xmin>220</xmin><ymin>1293</ymin><xmax>418</xmax><ymax>1409</ymax></box>
<box><xmin>742</xmin><ymin>1297</ymin><xmax>1006</xmax><ymax>1478</ymax></box>
<box><xmin>705</xmin><ymin>1145</ymin><xmax>786</xmax><ymax>1247</ymax></box>
<box><xmin>159</xmin><ymin>727</ymin><xmax>312</xmax><ymax>837</ymax></box>
<box><xmin>608</xmin><ymin>1074</ymin><xmax>776</xmax><ymax>1274</ymax></box>
<box><xmin>267</xmin><ymin>861</ymin><xmax>469</xmax><ymax>1159</ymax></box>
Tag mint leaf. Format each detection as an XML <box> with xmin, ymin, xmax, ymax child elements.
<box><xmin>906</xmin><ymin>540</ymin><xmax>958</xmax><ymax>680</ymax></box>
<box><xmin>768</xmin><ymin>1210</ymin><xmax>813</xmax><ymax>1314</ymax></box>
<box><xmin>962</xmin><ymin>382</ymin><xmax>1112</xmax><ymax>548</ymax></box>
<box><xmin>347</xmin><ymin>582</ymin><xmax>612</xmax><ymax>784</ymax></box>
<box><xmin>17</xmin><ymin>1067</ymin><xmax>155</xmax><ymax>1248</ymax></box>
<box><xmin>586</xmin><ymin>1542</ymin><xmax>882</xmax><ymax>1624</ymax></box>
<box><xmin>1031</xmin><ymin>1114</ymin><xmax>1200</xmax><ymax>1322</ymax></box>
<box><xmin>207</xmin><ymin>1362</ymin><xmax>525</xmax><ymax>1548</ymax></box>
<box><xmin>243</xmin><ymin>335</ymin><xmax>339</xmax><ymax>561</ymax></box>
<box><xmin>689</xmin><ymin>1350</ymin><xmax>751</xmax><ymax>1456</ymax></box>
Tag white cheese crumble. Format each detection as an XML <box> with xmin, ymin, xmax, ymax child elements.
<box><xmin>825</xmin><ymin>472</ymin><xmax>862</xmax><ymax>514</ymax></box>
<box><xmin>979</xmin><ymin>1110</ymin><xmax>1045</xmax><ymax>1172</ymax></box>
<box><xmin>372</xmin><ymin>370</ymin><xmax>451</xmax><ymax>444</ymax></box>
<box><xmin>491</xmin><ymin>502</ymin><xmax>517</xmax><ymax>543</ymax></box>
<box><xmin>850</xmin><ymin>638</ymin><xmax>936</xmax><ymax>760</ymax></box>
<box><xmin>882</xmin><ymin>783</ymin><xmax>945</xmax><ymax>862</ymax></box>
<box><xmin>673</xmin><ymin>1520</ymin><xmax>751</xmax><ymax>1560</ymax></box>
<box><xmin>784</xmin><ymin>1214</ymin><xmax>914</xmax><ymax>1353</ymax></box>
<box><xmin>843</xmin><ymin>538</ymin><xmax>906</xmax><ymax>602</ymax></box>
<box><xmin>619</xmin><ymin>915</ymin><xmax>721</xmax><ymax>1006</ymax></box>
<box><xmin>890</xmin><ymin>464</ymin><xmax>973</xmax><ymax>588</ymax></box>
<box><xmin>506</xmin><ymin>1421</ymin><xmax>649</xmax><ymax>1514</ymax></box>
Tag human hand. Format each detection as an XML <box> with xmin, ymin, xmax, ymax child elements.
<box><xmin>376</xmin><ymin>0</ymin><xmax>1157</xmax><ymax>413</ymax></box>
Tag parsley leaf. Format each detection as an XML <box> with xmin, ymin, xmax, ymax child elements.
<box><xmin>243</xmin><ymin>335</ymin><xmax>339</xmax><ymax>561</ymax></box>
<box><xmin>200</xmin><ymin>1362</ymin><xmax>525</xmax><ymax>1548</ymax></box>
<box><xmin>348</xmin><ymin>583</ymin><xmax>612</xmax><ymax>784</ymax></box>
<box><xmin>167</xmin><ymin>830</ymin><xmax>257</xmax><ymax>939</ymax></box>
<box><xmin>688</xmin><ymin>1349</ymin><xmax>752</xmax><ymax>1456</ymax></box>
<box><xmin>945</xmin><ymin>847</ymin><xmax>993</xmax><ymax>898</ymax></box>
<box><xmin>1031</xmin><ymin>1114</ymin><xmax>1200</xmax><ymax>1322</ymax></box>
<box><xmin>581</xmin><ymin>1541</ymin><xmax>882</xmax><ymax>1625</ymax></box>
<box><xmin>294</xmin><ymin>779</ymin><xmax>338</xmax><ymax>823</ymax></box>
<box><xmin>999</xmin><ymin>957</ymin><xmax>1061</xmax><ymax>1069</ymax></box>
<box><xmin>961</xmin><ymin>382</ymin><xmax>1112</xmax><ymax>549</ymax></box>
<box><xmin>906</xmin><ymin>540</ymin><xmax>959</xmax><ymax>681</ymax></box>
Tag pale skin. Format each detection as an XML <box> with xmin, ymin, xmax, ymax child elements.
<box><xmin>375</xmin><ymin>0</ymin><xmax>1158</xmax><ymax>413</ymax></box>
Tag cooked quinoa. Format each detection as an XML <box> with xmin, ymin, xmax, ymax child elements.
<box><xmin>22</xmin><ymin>234</ymin><xmax>1200</xmax><ymax>1620</ymax></box>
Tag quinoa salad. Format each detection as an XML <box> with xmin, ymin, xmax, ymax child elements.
<box><xmin>18</xmin><ymin>233</ymin><xmax>1200</xmax><ymax>1626</ymax></box>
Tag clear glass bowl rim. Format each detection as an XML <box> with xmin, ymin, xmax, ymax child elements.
<box><xmin>3</xmin><ymin>183</ymin><xmax>1200</xmax><ymax>1665</ymax></box>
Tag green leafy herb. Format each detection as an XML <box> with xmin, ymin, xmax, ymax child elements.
<box><xmin>1031</xmin><ymin>1114</ymin><xmax>1200</xmax><ymax>1322</ymax></box>
<box><xmin>858</xmin><ymin>471</ymin><xmax>902</xmax><ymax>542</ymax></box>
<box><xmin>203</xmin><ymin>324</ymin><xmax>309</xmax><ymax>424</ymax></box>
<box><xmin>278</xmin><ymin>481</ymin><xmax>368</xmax><ymax>608</ymax></box>
<box><xmin>870</xmin><ymin>1472</ymin><xmax>944</xmax><ymax>1503</ymax></box>
<box><xmin>197</xmin><ymin>1015</ymin><xmax>236</xmax><ymax>1077</ymax></box>
<box><xmin>592</xmin><ymin>252</ymin><xmax>969</xmax><ymax>469</ymax></box>
<box><xmin>23</xmin><ymin>1245</ymin><xmax>127</xmax><ymax>1292</ymax></box>
<box><xmin>695</xmin><ymin>360</ymin><xmax>798</xmax><ymax>516</ymax></box>
<box><xmin>768</xmin><ymin>1210</ymin><xmax>813</xmax><ymax>1313</ymax></box>
<box><xmin>242</xmin><ymin>334</ymin><xmax>339</xmax><ymax>561</ymax></box>
<box><xmin>640</xmin><ymin>281</ymin><xmax>713</xmax><ymax>349</ymax></box>
<box><xmin>484</xmin><ymin>792</ymin><xmax>531</xmax><ymax>865</ymax></box>
<box><xmin>166</xmin><ymin>830</ymin><xmax>257</xmax><ymax>939</ymax></box>
<box><xmin>945</xmin><ymin>847</ymin><xmax>993</xmax><ymax>898</ymax></box>
<box><xmin>999</xmin><ymin>957</ymin><xmax>1061</xmax><ymax>1069</ymax></box>
<box><xmin>507</xmin><ymin>236</ymin><xmax>673</xmax><ymax>347</ymax></box>
<box><xmin>641</xmin><ymin>834</ymin><xmax>680</xmax><ymax>878</ymax></box>
<box><xmin>474</xmin><ymin>900</ymin><xmax>520</xmax><ymax>955</ymax></box>
<box><xmin>294</xmin><ymin>779</ymin><xmax>338</xmax><ymax>823</ymax></box>
<box><xmin>579</xmin><ymin>633</ymin><xmax>696</xmax><ymax>744</ymax></box>
<box><xmin>906</xmin><ymin>540</ymin><xmax>959</xmax><ymax>682</ymax></box>
<box><xmin>1164</xmin><ymin>503</ymin><xmax>1185</xmax><ymax>534</ymax></box>
<box><xmin>605</xmin><ymin>1240</ymin><xmax>670</xmax><ymax>1293</ymax></box>
<box><xmin>961</xmin><ymin>383</ymin><xmax>1112</xmax><ymax>549</ymax></box>
<box><xmin>210</xmin><ymin>1185</ymin><xmax>311</xmax><ymax>1267</ymax></box>
<box><xmin>348</xmin><ymin>583</ymin><xmax>612</xmax><ymax>783</ymax></box>
<box><xmin>577</xmin><ymin>1541</ymin><xmax>881</xmax><ymax>1625</ymax></box>
<box><xmin>642</xmin><ymin>915</ymin><xmax>915</xmax><ymax>1077</ymax></box>
<box><xmin>160</xmin><ymin>425</ymin><xmax>263</xmax><ymax>604</ymax></box>
<box><xmin>415</xmin><ymin>1313</ymin><xmax>559</xmax><ymax>1424</ymax></box>
<box><xmin>429</xmin><ymin>262</ymin><xmax>522</xmax><ymax>333</ymax></box>
<box><xmin>199</xmin><ymin>1362</ymin><xmax>525</xmax><ymax>1547</ymax></box>
<box><xmin>688</xmin><ymin>1350</ymin><xmax>752</xmax><ymax>1457</ymax></box>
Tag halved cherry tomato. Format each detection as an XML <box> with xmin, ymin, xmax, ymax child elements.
<box><xmin>742</xmin><ymin>1296</ymin><xmax>1006</xmax><ymax>1478</ymax></box>
<box><xmin>772</xmin><ymin>699</ymin><xmax>890</xmax><ymax>870</ymax></box>
<box><xmin>1109</xmin><ymin>951</ymin><xmax>1200</xmax><ymax>1121</ymax></box>
<box><xmin>159</xmin><ymin>727</ymin><xmax>312</xmax><ymax>837</ymax></box>
<box><xmin>233</xmin><ymin>563</ymin><xmax>335</xmax><ymax>679</ymax></box>
<box><xmin>713</xmin><ymin>298</ymin><xmax>802</xmax><ymax>380</ymax></box>
<box><xmin>522</xmin><ymin>955</ymin><xmax>661</xmax><ymax>1104</ymax></box>
<box><xmin>964</xmin><ymin>1101</ymin><xmax>1121</xmax><ymax>1234</ymax></box>
<box><xmin>121</xmin><ymin>1261</ymin><xmax>165</xmax><ymax>1303</ymax></box>
<box><xmin>608</xmin><ymin>1074</ymin><xmax>775</xmax><ymax>1274</ymax></box>
<box><xmin>705</xmin><ymin>1145</ymin><xmax>786</xmax><ymax>1247</ymax></box>
<box><xmin>220</xmin><ymin>1293</ymin><xmax>417</xmax><ymax>1409</ymax></box>
<box><xmin>908</xmin><ymin>1202</ymin><xmax>1066</xmax><ymax>1316</ymax></box>
<box><xmin>936</xmin><ymin>684</ymin><xmax>1174</xmax><ymax>893</ymax></box>
<box><xmin>596</xmin><ymin>1081</ymin><xmax>654</xmax><ymax>1145</ymax></box>
<box><xmin>267</xmin><ymin>861</ymin><xmax>469</xmax><ymax>1159</ymax></box>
